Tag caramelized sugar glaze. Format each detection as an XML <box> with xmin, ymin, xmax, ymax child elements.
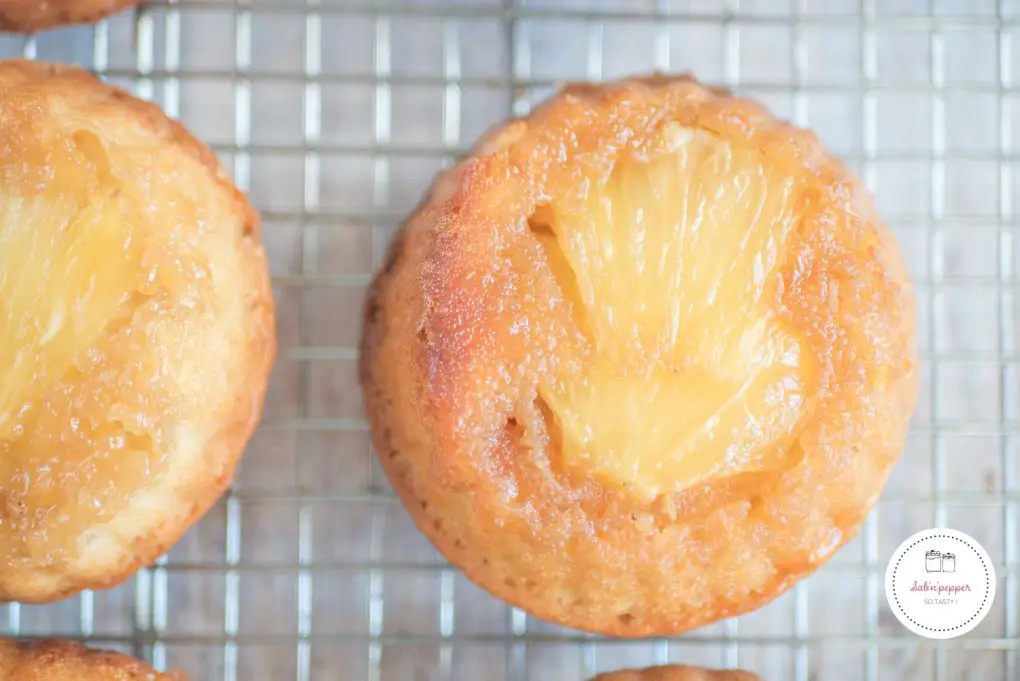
<box><xmin>0</xmin><ymin>61</ymin><xmax>274</xmax><ymax>602</ymax></box>
<box><xmin>360</xmin><ymin>76</ymin><xmax>917</xmax><ymax>636</ymax></box>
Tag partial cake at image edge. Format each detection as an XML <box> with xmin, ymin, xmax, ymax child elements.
<box><xmin>0</xmin><ymin>59</ymin><xmax>275</xmax><ymax>603</ymax></box>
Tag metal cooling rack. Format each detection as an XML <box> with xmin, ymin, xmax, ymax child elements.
<box><xmin>0</xmin><ymin>1</ymin><xmax>1017</xmax><ymax>680</ymax></box>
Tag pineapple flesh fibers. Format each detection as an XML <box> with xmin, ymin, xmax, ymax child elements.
<box><xmin>537</xmin><ymin>125</ymin><xmax>815</xmax><ymax>502</ymax></box>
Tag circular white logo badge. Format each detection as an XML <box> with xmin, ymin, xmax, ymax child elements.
<box><xmin>885</xmin><ymin>528</ymin><xmax>996</xmax><ymax>639</ymax></box>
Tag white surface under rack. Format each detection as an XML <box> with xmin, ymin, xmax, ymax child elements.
<box><xmin>1</xmin><ymin>1</ymin><xmax>1018</xmax><ymax>680</ymax></box>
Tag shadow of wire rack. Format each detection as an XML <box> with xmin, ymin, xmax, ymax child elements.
<box><xmin>2</xmin><ymin>0</ymin><xmax>1018</xmax><ymax>680</ymax></box>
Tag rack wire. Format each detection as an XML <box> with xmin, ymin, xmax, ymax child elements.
<box><xmin>0</xmin><ymin>0</ymin><xmax>1017</xmax><ymax>680</ymax></box>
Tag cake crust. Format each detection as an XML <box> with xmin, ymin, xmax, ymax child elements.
<box><xmin>591</xmin><ymin>665</ymin><xmax>761</xmax><ymax>681</ymax></box>
<box><xmin>0</xmin><ymin>639</ymin><xmax>187</xmax><ymax>680</ymax></box>
<box><xmin>0</xmin><ymin>0</ymin><xmax>143</xmax><ymax>32</ymax></box>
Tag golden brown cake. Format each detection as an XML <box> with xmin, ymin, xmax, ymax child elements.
<box><xmin>360</xmin><ymin>75</ymin><xmax>918</xmax><ymax>636</ymax></box>
<box><xmin>0</xmin><ymin>60</ymin><xmax>274</xmax><ymax>602</ymax></box>
<box><xmin>0</xmin><ymin>0</ymin><xmax>143</xmax><ymax>32</ymax></box>
<box><xmin>0</xmin><ymin>639</ymin><xmax>187</xmax><ymax>680</ymax></box>
<box><xmin>591</xmin><ymin>665</ymin><xmax>760</xmax><ymax>681</ymax></box>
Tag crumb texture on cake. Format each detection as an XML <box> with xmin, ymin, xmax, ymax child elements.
<box><xmin>360</xmin><ymin>74</ymin><xmax>918</xmax><ymax>636</ymax></box>
<box><xmin>0</xmin><ymin>639</ymin><xmax>187</xmax><ymax>680</ymax></box>
<box><xmin>0</xmin><ymin>60</ymin><xmax>275</xmax><ymax>602</ymax></box>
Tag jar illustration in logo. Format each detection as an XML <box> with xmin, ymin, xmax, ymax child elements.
<box><xmin>942</xmin><ymin>552</ymin><xmax>956</xmax><ymax>572</ymax></box>
<box><xmin>926</xmin><ymin>549</ymin><xmax>942</xmax><ymax>572</ymax></box>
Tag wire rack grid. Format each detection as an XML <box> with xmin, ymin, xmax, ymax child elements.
<box><xmin>0</xmin><ymin>0</ymin><xmax>1017</xmax><ymax>680</ymax></box>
